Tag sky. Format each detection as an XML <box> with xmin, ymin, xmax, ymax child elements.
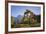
<box><xmin>11</xmin><ymin>6</ymin><xmax>41</xmax><ymax>17</ymax></box>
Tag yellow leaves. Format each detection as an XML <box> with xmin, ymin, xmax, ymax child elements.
<box><xmin>24</xmin><ymin>18</ymin><xmax>28</xmax><ymax>21</ymax></box>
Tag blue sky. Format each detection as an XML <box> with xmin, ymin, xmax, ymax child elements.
<box><xmin>11</xmin><ymin>6</ymin><xmax>41</xmax><ymax>17</ymax></box>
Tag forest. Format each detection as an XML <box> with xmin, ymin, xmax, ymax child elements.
<box><xmin>11</xmin><ymin>10</ymin><xmax>41</xmax><ymax>28</ymax></box>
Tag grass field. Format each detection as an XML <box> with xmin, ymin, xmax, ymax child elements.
<box><xmin>12</xmin><ymin>23</ymin><xmax>41</xmax><ymax>28</ymax></box>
